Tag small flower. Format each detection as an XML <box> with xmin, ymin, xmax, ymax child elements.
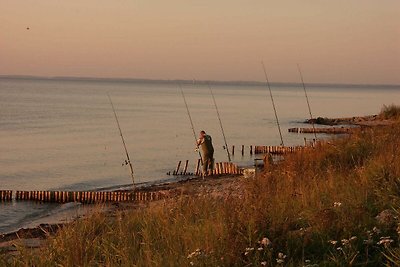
<box><xmin>333</xmin><ymin>202</ymin><xmax>342</xmax><ymax>207</ymax></box>
<box><xmin>328</xmin><ymin>240</ymin><xmax>338</xmax><ymax>245</ymax></box>
<box><xmin>187</xmin><ymin>248</ymin><xmax>202</xmax><ymax>259</ymax></box>
<box><xmin>261</xmin><ymin>262</ymin><xmax>267</xmax><ymax>266</ymax></box>
<box><xmin>278</xmin><ymin>252</ymin><xmax>286</xmax><ymax>258</ymax></box>
<box><xmin>373</xmin><ymin>227</ymin><xmax>381</xmax><ymax>234</ymax></box>
<box><xmin>244</xmin><ymin>247</ymin><xmax>254</xmax><ymax>256</ymax></box>
<box><xmin>336</xmin><ymin>247</ymin><xmax>343</xmax><ymax>251</ymax></box>
<box><xmin>305</xmin><ymin>259</ymin><xmax>311</xmax><ymax>263</ymax></box>
<box><xmin>276</xmin><ymin>252</ymin><xmax>287</xmax><ymax>264</ymax></box>
<box><xmin>189</xmin><ymin>262</ymin><xmax>194</xmax><ymax>266</ymax></box>
<box><xmin>341</xmin><ymin>239</ymin><xmax>349</xmax><ymax>246</ymax></box>
<box><xmin>260</xmin><ymin>237</ymin><xmax>272</xmax><ymax>247</ymax></box>
<box><xmin>257</xmin><ymin>247</ymin><xmax>264</xmax><ymax>251</ymax></box>
<box><xmin>377</xmin><ymin>236</ymin><xmax>394</xmax><ymax>247</ymax></box>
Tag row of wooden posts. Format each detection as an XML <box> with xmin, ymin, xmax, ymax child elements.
<box><xmin>0</xmin><ymin>190</ymin><xmax>167</xmax><ymax>203</ymax></box>
<box><xmin>231</xmin><ymin>145</ymin><xmax>305</xmax><ymax>156</ymax></box>
<box><xmin>288</xmin><ymin>127</ymin><xmax>352</xmax><ymax>134</ymax></box>
<box><xmin>0</xmin><ymin>190</ymin><xmax>13</xmax><ymax>201</ymax></box>
<box><xmin>212</xmin><ymin>162</ymin><xmax>242</xmax><ymax>175</ymax></box>
<box><xmin>168</xmin><ymin>160</ymin><xmax>243</xmax><ymax>176</ymax></box>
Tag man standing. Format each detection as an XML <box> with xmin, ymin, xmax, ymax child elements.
<box><xmin>196</xmin><ymin>130</ymin><xmax>214</xmax><ymax>176</ymax></box>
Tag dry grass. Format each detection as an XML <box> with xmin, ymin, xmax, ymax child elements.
<box><xmin>2</xmin><ymin>119</ymin><xmax>400</xmax><ymax>266</ymax></box>
<box><xmin>380</xmin><ymin>104</ymin><xmax>400</xmax><ymax>120</ymax></box>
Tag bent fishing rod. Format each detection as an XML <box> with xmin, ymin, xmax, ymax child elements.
<box><xmin>261</xmin><ymin>61</ymin><xmax>284</xmax><ymax>146</ymax></box>
<box><xmin>208</xmin><ymin>83</ymin><xmax>231</xmax><ymax>162</ymax></box>
<box><xmin>179</xmin><ymin>85</ymin><xmax>203</xmax><ymax>164</ymax></box>
<box><xmin>297</xmin><ymin>64</ymin><xmax>317</xmax><ymax>141</ymax></box>
<box><xmin>107</xmin><ymin>93</ymin><xmax>135</xmax><ymax>189</ymax></box>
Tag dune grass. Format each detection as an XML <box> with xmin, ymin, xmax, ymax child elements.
<box><xmin>380</xmin><ymin>104</ymin><xmax>400</xmax><ymax>120</ymax></box>
<box><xmin>2</xmin><ymin>119</ymin><xmax>400</xmax><ymax>266</ymax></box>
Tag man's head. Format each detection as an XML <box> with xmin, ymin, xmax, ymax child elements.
<box><xmin>200</xmin><ymin>130</ymin><xmax>206</xmax><ymax>137</ymax></box>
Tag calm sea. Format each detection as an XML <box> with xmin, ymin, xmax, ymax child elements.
<box><xmin>0</xmin><ymin>77</ymin><xmax>399</xmax><ymax>233</ymax></box>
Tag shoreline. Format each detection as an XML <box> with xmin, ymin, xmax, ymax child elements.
<box><xmin>305</xmin><ymin>114</ymin><xmax>397</xmax><ymax>127</ymax></box>
<box><xmin>0</xmin><ymin>174</ymin><xmax>244</xmax><ymax>254</ymax></box>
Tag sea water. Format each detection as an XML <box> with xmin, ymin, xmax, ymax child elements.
<box><xmin>0</xmin><ymin>77</ymin><xmax>399</xmax><ymax>233</ymax></box>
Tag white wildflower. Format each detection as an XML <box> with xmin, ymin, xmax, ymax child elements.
<box><xmin>257</xmin><ymin>247</ymin><xmax>264</xmax><ymax>251</ymax></box>
<box><xmin>187</xmin><ymin>248</ymin><xmax>202</xmax><ymax>259</ymax></box>
<box><xmin>276</xmin><ymin>252</ymin><xmax>287</xmax><ymax>264</ymax></box>
<box><xmin>341</xmin><ymin>239</ymin><xmax>349</xmax><ymax>246</ymax></box>
<box><xmin>377</xmin><ymin>236</ymin><xmax>394</xmax><ymax>247</ymax></box>
<box><xmin>261</xmin><ymin>261</ymin><xmax>267</xmax><ymax>266</ymax></box>
<box><xmin>260</xmin><ymin>237</ymin><xmax>272</xmax><ymax>247</ymax></box>
<box><xmin>373</xmin><ymin>227</ymin><xmax>381</xmax><ymax>234</ymax></box>
<box><xmin>244</xmin><ymin>247</ymin><xmax>254</xmax><ymax>256</ymax></box>
<box><xmin>333</xmin><ymin>202</ymin><xmax>342</xmax><ymax>207</ymax></box>
<box><xmin>328</xmin><ymin>240</ymin><xmax>338</xmax><ymax>245</ymax></box>
<box><xmin>349</xmin><ymin>236</ymin><xmax>357</xmax><ymax>242</ymax></box>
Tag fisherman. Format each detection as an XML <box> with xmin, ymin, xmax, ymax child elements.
<box><xmin>196</xmin><ymin>130</ymin><xmax>214</xmax><ymax>176</ymax></box>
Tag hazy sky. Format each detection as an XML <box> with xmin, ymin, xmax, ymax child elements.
<box><xmin>1</xmin><ymin>1</ymin><xmax>399</xmax><ymax>84</ymax></box>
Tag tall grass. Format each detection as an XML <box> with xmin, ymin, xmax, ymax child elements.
<box><xmin>380</xmin><ymin>104</ymin><xmax>400</xmax><ymax>120</ymax></box>
<box><xmin>2</xmin><ymin>123</ymin><xmax>400</xmax><ymax>266</ymax></box>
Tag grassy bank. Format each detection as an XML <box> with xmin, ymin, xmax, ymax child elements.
<box><xmin>2</xmin><ymin>117</ymin><xmax>400</xmax><ymax>266</ymax></box>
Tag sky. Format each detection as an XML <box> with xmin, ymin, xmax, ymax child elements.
<box><xmin>1</xmin><ymin>1</ymin><xmax>399</xmax><ymax>84</ymax></box>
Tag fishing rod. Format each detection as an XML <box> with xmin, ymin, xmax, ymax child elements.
<box><xmin>179</xmin><ymin>85</ymin><xmax>203</xmax><ymax>164</ymax></box>
<box><xmin>261</xmin><ymin>61</ymin><xmax>284</xmax><ymax>146</ymax></box>
<box><xmin>107</xmin><ymin>93</ymin><xmax>135</xmax><ymax>189</ymax></box>
<box><xmin>208</xmin><ymin>83</ymin><xmax>231</xmax><ymax>162</ymax></box>
<box><xmin>297</xmin><ymin>64</ymin><xmax>317</xmax><ymax>140</ymax></box>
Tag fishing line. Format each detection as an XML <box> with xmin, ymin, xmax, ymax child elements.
<box><xmin>297</xmin><ymin>64</ymin><xmax>317</xmax><ymax>140</ymax></box>
<box><xmin>107</xmin><ymin>93</ymin><xmax>135</xmax><ymax>189</ymax></box>
<box><xmin>208</xmin><ymin>83</ymin><xmax>231</xmax><ymax>162</ymax></box>
<box><xmin>261</xmin><ymin>61</ymin><xmax>284</xmax><ymax>146</ymax></box>
<box><xmin>179</xmin><ymin>85</ymin><xmax>203</xmax><ymax>164</ymax></box>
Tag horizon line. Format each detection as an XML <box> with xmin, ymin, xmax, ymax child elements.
<box><xmin>0</xmin><ymin>74</ymin><xmax>399</xmax><ymax>88</ymax></box>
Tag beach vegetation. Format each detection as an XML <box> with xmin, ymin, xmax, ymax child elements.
<box><xmin>380</xmin><ymin>104</ymin><xmax>400</xmax><ymax>120</ymax></box>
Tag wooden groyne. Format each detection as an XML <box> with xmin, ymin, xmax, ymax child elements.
<box><xmin>253</xmin><ymin>145</ymin><xmax>303</xmax><ymax>154</ymax></box>
<box><xmin>0</xmin><ymin>190</ymin><xmax>13</xmax><ymax>201</ymax></box>
<box><xmin>168</xmin><ymin>160</ymin><xmax>243</xmax><ymax>176</ymax></box>
<box><xmin>212</xmin><ymin>162</ymin><xmax>242</xmax><ymax>175</ymax></box>
<box><xmin>231</xmin><ymin>145</ymin><xmax>305</xmax><ymax>155</ymax></box>
<box><xmin>0</xmin><ymin>190</ymin><xmax>168</xmax><ymax>204</ymax></box>
<box><xmin>288</xmin><ymin>127</ymin><xmax>353</xmax><ymax>134</ymax></box>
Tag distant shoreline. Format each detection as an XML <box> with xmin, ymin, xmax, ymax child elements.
<box><xmin>0</xmin><ymin>75</ymin><xmax>399</xmax><ymax>89</ymax></box>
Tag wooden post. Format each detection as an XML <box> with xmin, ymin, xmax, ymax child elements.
<box><xmin>195</xmin><ymin>158</ymin><xmax>201</xmax><ymax>176</ymax></box>
<box><xmin>174</xmin><ymin>161</ymin><xmax>182</xmax><ymax>175</ymax></box>
<box><xmin>232</xmin><ymin>145</ymin><xmax>235</xmax><ymax>155</ymax></box>
<box><xmin>250</xmin><ymin>145</ymin><xmax>253</xmax><ymax>155</ymax></box>
<box><xmin>241</xmin><ymin>145</ymin><xmax>244</xmax><ymax>156</ymax></box>
<box><xmin>183</xmin><ymin>160</ymin><xmax>189</xmax><ymax>175</ymax></box>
